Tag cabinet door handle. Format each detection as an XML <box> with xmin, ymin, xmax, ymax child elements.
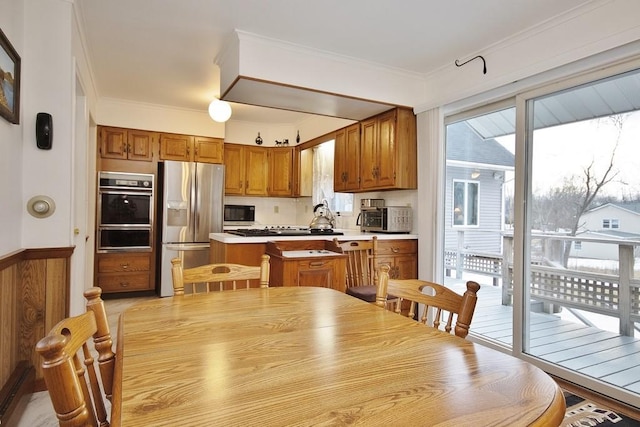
<box><xmin>391</xmin><ymin>247</ymin><xmax>400</xmax><ymax>253</ymax></box>
<box><xmin>120</xmin><ymin>282</ymin><xmax>129</xmax><ymax>288</ymax></box>
<box><xmin>120</xmin><ymin>263</ymin><xmax>130</xmax><ymax>269</ymax></box>
<box><xmin>309</xmin><ymin>261</ymin><xmax>325</xmax><ymax>267</ymax></box>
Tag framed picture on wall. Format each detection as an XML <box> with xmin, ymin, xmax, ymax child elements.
<box><xmin>0</xmin><ymin>27</ymin><xmax>20</xmax><ymax>124</ymax></box>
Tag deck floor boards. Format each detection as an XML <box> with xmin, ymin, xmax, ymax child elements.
<box><xmin>446</xmin><ymin>278</ymin><xmax>640</xmax><ymax>396</ymax></box>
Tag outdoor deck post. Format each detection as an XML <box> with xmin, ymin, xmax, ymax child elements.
<box><xmin>502</xmin><ymin>236</ymin><xmax>513</xmax><ymax>306</ymax></box>
<box><xmin>456</xmin><ymin>230</ymin><xmax>464</xmax><ymax>279</ymax></box>
<box><xmin>618</xmin><ymin>244</ymin><xmax>634</xmax><ymax>336</ymax></box>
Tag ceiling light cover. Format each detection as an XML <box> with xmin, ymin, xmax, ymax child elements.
<box><xmin>208</xmin><ymin>99</ymin><xmax>232</xmax><ymax>122</ymax></box>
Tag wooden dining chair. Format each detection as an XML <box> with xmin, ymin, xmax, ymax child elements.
<box><xmin>375</xmin><ymin>264</ymin><xmax>481</xmax><ymax>338</ymax></box>
<box><xmin>84</xmin><ymin>286</ymin><xmax>116</xmax><ymax>401</ymax></box>
<box><xmin>36</xmin><ymin>286</ymin><xmax>116</xmax><ymax>426</ymax></box>
<box><xmin>171</xmin><ymin>254</ymin><xmax>270</xmax><ymax>295</ymax></box>
<box><xmin>333</xmin><ymin>236</ymin><xmax>379</xmax><ymax>302</ymax></box>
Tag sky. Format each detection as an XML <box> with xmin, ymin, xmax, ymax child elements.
<box><xmin>496</xmin><ymin>110</ymin><xmax>640</xmax><ymax>200</ymax></box>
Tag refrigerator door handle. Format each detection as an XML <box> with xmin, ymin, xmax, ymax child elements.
<box><xmin>164</xmin><ymin>243</ymin><xmax>210</xmax><ymax>251</ymax></box>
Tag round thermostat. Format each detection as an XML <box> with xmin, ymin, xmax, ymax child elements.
<box><xmin>27</xmin><ymin>195</ymin><xmax>56</xmax><ymax>218</ymax></box>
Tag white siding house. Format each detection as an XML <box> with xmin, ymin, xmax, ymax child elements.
<box><xmin>445</xmin><ymin>122</ymin><xmax>515</xmax><ymax>254</ymax></box>
<box><xmin>573</xmin><ymin>203</ymin><xmax>640</xmax><ymax>260</ymax></box>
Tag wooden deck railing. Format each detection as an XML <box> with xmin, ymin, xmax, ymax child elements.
<box><xmin>445</xmin><ymin>232</ymin><xmax>640</xmax><ymax>336</ymax></box>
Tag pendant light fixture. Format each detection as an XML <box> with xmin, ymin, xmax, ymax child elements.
<box><xmin>208</xmin><ymin>98</ymin><xmax>232</xmax><ymax>122</ymax></box>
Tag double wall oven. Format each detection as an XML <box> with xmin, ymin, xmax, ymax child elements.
<box><xmin>97</xmin><ymin>171</ymin><xmax>154</xmax><ymax>252</ymax></box>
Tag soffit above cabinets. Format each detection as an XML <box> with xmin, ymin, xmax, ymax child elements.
<box><xmin>216</xmin><ymin>31</ymin><xmax>419</xmax><ymax>122</ymax></box>
<box><xmin>222</xmin><ymin>77</ymin><xmax>396</xmax><ymax>121</ymax></box>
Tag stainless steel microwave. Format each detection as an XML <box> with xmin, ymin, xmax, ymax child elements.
<box><xmin>360</xmin><ymin>206</ymin><xmax>412</xmax><ymax>233</ymax></box>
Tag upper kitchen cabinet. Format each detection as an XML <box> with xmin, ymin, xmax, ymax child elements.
<box><xmin>245</xmin><ymin>146</ymin><xmax>270</xmax><ymax>196</ymax></box>
<box><xmin>99</xmin><ymin>126</ymin><xmax>156</xmax><ymax>162</ymax></box>
<box><xmin>193</xmin><ymin>136</ymin><xmax>224</xmax><ymax>163</ymax></box>
<box><xmin>160</xmin><ymin>133</ymin><xmax>223</xmax><ymax>164</ymax></box>
<box><xmin>334</xmin><ymin>123</ymin><xmax>361</xmax><ymax>192</ymax></box>
<box><xmin>360</xmin><ymin>107</ymin><xmax>417</xmax><ymax>191</ymax></box>
<box><xmin>268</xmin><ymin>147</ymin><xmax>294</xmax><ymax>197</ymax></box>
<box><xmin>224</xmin><ymin>144</ymin><xmax>268</xmax><ymax>196</ymax></box>
<box><xmin>160</xmin><ymin>133</ymin><xmax>193</xmax><ymax>161</ymax></box>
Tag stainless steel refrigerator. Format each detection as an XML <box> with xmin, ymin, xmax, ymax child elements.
<box><xmin>159</xmin><ymin>161</ymin><xmax>224</xmax><ymax>296</ymax></box>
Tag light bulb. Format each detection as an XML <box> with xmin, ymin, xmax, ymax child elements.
<box><xmin>208</xmin><ymin>99</ymin><xmax>232</xmax><ymax>122</ymax></box>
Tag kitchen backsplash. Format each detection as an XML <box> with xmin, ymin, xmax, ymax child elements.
<box><xmin>225</xmin><ymin>190</ymin><xmax>417</xmax><ymax>230</ymax></box>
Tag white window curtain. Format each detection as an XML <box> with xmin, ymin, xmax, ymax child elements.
<box><xmin>312</xmin><ymin>141</ymin><xmax>335</xmax><ymax>207</ymax></box>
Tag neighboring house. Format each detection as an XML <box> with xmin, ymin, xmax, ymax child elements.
<box><xmin>445</xmin><ymin>122</ymin><xmax>515</xmax><ymax>254</ymax></box>
<box><xmin>572</xmin><ymin>202</ymin><xmax>640</xmax><ymax>260</ymax></box>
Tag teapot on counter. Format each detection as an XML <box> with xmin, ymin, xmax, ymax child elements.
<box><xmin>309</xmin><ymin>200</ymin><xmax>336</xmax><ymax>230</ymax></box>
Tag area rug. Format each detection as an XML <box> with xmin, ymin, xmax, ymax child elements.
<box><xmin>562</xmin><ymin>391</ymin><xmax>640</xmax><ymax>427</ymax></box>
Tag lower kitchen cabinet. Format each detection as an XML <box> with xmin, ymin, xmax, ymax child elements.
<box><xmin>272</xmin><ymin>257</ymin><xmax>347</xmax><ymax>291</ymax></box>
<box><xmin>96</xmin><ymin>252</ymin><xmax>153</xmax><ymax>293</ymax></box>
<box><xmin>265</xmin><ymin>241</ymin><xmax>347</xmax><ymax>291</ymax></box>
<box><xmin>376</xmin><ymin>239</ymin><xmax>418</xmax><ymax>279</ymax></box>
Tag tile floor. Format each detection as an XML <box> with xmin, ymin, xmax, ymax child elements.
<box><xmin>13</xmin><ymin>295</ymin><xmax>156</xmax><ymax>427</ymax></box>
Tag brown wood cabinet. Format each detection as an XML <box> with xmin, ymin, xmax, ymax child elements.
<box><xmin>193</xmin><ymin>136</ymin><xmax>224</xmax><ymax>163</ymax></box>
<box><xmin>160</xmin><ymin>133</ymin><xmax>223</xmax><ymax>164</ymax></box>
<box><xmin>95</xmin><ymin>252</ymin><xmax>154</xmax><ymax>293</ymax></box>
<box><xmin>268</xmin><ymin>147</ymin><xmax>294</xmax><ymax>196</ymax></box>
<box><xmin>376</xmin><ymin>239</ymin><xmax>418</xmax><ymax>279</ymax></box>
<box><xmin>224</xmin><ymin>144</ymin><xmax>269</xmax><ymax>196</ymax></box>
<box><xmin>282</xmin><ymin>257</ymin><xmax>346</xmax><ymax>290</ymax></box>
<box><xmin>99</xmin><ymin>127</ymin><xmax>156</xmax><ymax>162</ymax></box>
<box><xmin>334</xmin><ymin>123</ymin><xmax>361</xmax><ymax>192</ymax></box>
<box><xmin>360</xmin><ymin>107</ymin><xmax>417</xmax><ymax>191</ymax></box>
<box><xmin>265</xmin><ymin>240</ymin><xmax>347</xmax><ymax>291</ymax></box>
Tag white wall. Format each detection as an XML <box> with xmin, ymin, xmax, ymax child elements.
<box><xmin>21</xmin><ymin>0</ymin><xmax>74</xmax><ymax>249</ymax></box>
<box><xmin>0</xmin><ymin>0</ymin><xmax>24</xmax><ymax>255</ymax></box>
<box><xmin>97</xmin><ymin>98</ymin><xmax>226</xmax><ymax>137</ymax></box>
<box><xmin>417</xmin><ymin>0</ymin><xmax>640</xmax><ymax>113</ymax></box>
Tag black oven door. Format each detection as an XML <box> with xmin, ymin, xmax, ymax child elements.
<box><xmin>98</xmin><ymin>228</ymin><xmax>152</xmax><ymax>252</ymax></box>
<box><xmin>99</xmin><ymin>191</ymin><xmax>152</xmax><ymax>226</ymax></box>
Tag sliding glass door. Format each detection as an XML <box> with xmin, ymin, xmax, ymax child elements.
<box><xmin>444</xmin><ymin>105</ymin><xmax>516</xmax><ymax>347</ymax></box>
<box><xmin>443</xmin><ymin>64</ymin><xmax>640</xmax><ymax>404</ymax></box>
<box><xmin>522</xmin><ymin>68</ymin><xmax>640</xmax><ymax>398</ymax></box>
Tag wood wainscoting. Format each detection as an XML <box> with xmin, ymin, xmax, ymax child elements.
<box><xmin>0</xmin><ymin>247</ymin><xmax>73</xmax><ymax>424</ymax></box>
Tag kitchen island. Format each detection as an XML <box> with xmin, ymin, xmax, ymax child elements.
<box><xmin>209</xmin><ymin>230</ymin><xmax>419</xmax><ymax>287</ymax></box>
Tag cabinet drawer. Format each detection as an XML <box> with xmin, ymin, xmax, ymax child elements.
<box><xmin>377</xmin><ymin>240</ymin><xmax>417</xmax><ymax>256</ymax></box>
<box><xmin>98</xmin><ymin>254</ymin><xmax>150</xmax><ymax>273</ymax></box>
<box><xmin>296</xmin><ymin>259</ymin><xmax>338</xmax><ymax>270</ymax></box>
<box><xmin>98</xmin><ymin>272</ymin><xmax>151</xmax><ymax>292</ymax></box>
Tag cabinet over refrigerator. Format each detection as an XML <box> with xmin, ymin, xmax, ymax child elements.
<box><xmin>159</xmin><ymin>161</ymin><xmax>224</xmax><ymax>296</ymax></box>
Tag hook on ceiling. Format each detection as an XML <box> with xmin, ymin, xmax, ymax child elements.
<box><xmin>455</xmin><ymin>55</ymin><xmax>487</xmax><ymax>75</ymax></box>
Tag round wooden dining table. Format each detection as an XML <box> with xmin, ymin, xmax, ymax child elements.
<box><xmin>111</xmin><ymin>286</ymin><xmax>565</xmax><ymax>426</ymax></box>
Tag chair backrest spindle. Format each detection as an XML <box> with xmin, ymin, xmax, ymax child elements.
<box><xmin>376</xmin><ymin>264</ymin><xmax>480</xmax><ymax>338</ymax></box>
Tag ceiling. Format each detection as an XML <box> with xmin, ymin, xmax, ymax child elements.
<box><xmin>465</xmin><ymin>69</ymin><xmax>640</xmax><ymax>139</ymax></box>
<box><xmin>76</xmin><ymin>0</ymin><xmax>595</xmax><ymax>124</ymax></box>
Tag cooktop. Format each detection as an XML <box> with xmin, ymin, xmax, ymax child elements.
<box><xmin>227</xmin><ymin>228</ymin><xmax>343</xmax><ymax>237</ymax></box>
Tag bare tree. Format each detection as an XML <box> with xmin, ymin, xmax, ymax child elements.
<box><xmin>531</xmin><ymin>114</ymin><xmax>626</xmax><ymax>266</ymax></box>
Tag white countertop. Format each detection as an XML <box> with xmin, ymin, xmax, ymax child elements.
<box><xmin>280</xmin><ymin>250</ymin><xmax>343</xmax><ymax>258</ymax></box>
<box><xmin>209</xmin><ymin>229</ymin><xmax>418</xmax><ymax>244</ymax></box>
